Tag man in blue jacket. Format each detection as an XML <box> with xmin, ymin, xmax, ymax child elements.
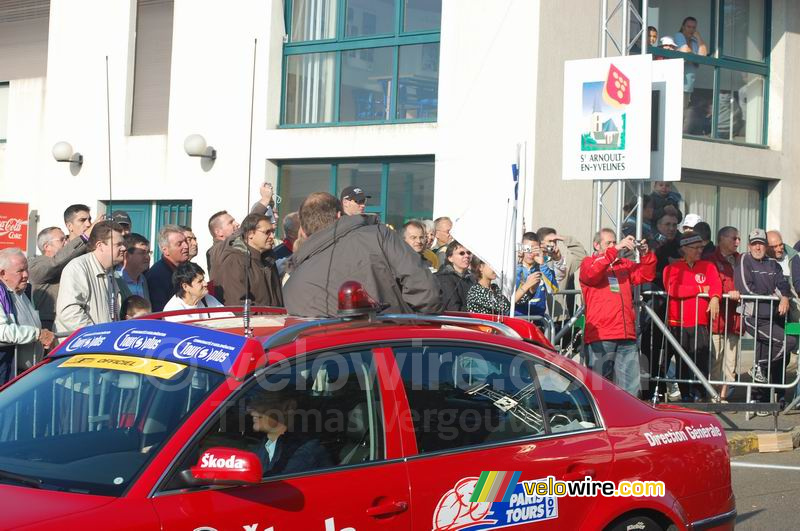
<box><xmin>515</xmin><ymin>232</ymin><xmax>557</xmax><ymax>318</ymax></box>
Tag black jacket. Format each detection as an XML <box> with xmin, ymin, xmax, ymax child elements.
<box><xmin>253</xmin><ymin>433</ymin><xmax>333</xmax><ymax>476</ymax></box>
<box><xmin>144</xmin><ymin>258</ymin><xmax>177</xmax><ymax>312</ymax></box>
<box><xmin>435</xmin><ymin>265</ymin><xmax>475</xmax><ymax>312</ymax></box>
<box><xmin>735</xmin><ymin>253</ymin><xmax>791</xmax><ymax>318</ymax></box>
<box><xmin>284</xmin><ymin>214</ymin><xmax>441</xmax><ymax>317</ymax></box>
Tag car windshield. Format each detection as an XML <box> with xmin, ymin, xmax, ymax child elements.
<box><xmin>0</xmin><ymin>354</ymin><xmax>225</xmax><ymax>496</ymax></box>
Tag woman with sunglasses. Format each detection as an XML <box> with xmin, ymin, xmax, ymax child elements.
<box><xmin>434</xmin><ymin>241</ymin><xmax>475</xmax><ymax>311</ymax></box>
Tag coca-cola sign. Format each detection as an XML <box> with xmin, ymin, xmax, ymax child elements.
<box><xmin>0</xmin><ymin>203</ymin><xmax>28</xmax><ymax>252</ymax></box>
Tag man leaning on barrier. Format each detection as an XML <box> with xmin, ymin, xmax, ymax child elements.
<box><xmin>663</xmin><ymin>233</ymin><xmax>722</xmax><ymax>402</ymax></box>
<box><xmin>579</xmin><ymin>230</ymin><xmax>656</xmax><ymax>396</ymax></box>
<box><xmin>707</xmin><ymin>227</ymin><xmax>742</xmax><ymax>402</ymax></box>
<box><xmin>735</xmin><ymin>228</ymin><xmax>797</xmax><ymax>405</ymax></box>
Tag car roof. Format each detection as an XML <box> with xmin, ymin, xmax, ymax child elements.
<box><xmin>48</xmin><ymin>308</ymin><xmax>555</xmax><ymax>379</ymax></box>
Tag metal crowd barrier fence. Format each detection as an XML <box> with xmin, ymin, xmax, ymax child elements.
<box><xmin>641</xmin><ymin>290</ymin><xmax>800</xmax><ymax>417</ymax></box>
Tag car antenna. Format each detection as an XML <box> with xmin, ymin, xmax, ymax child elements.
<box><xmin>241</xmin><ymin>38</ymin><xmax>258</xmax><ymax>338</ymax></box>
<box><xmin>105</xmin><ymin>55</ymin><xmax>119</xmax><ymax>322</ymax></box>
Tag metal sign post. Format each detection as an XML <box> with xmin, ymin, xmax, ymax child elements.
<box><xmin>596</xmin><ymin>0</ymin><xmax>649</xmax><ymax>242</ymax></box>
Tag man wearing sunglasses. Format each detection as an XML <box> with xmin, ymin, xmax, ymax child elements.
<box><xmin>340</xmin><ymin>186</ymin><xmax>370</xmax><ymax>216</ymax></box>
<box><xmin>216</xmin><ymin>213</ymin><xmax>283</xmax><ymax>308</ymax></box>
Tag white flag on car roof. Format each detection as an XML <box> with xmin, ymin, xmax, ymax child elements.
<box><xmin>451</xmin><ymin>154</ymin><xmax>521</xmax><ymax>317</ymax></box>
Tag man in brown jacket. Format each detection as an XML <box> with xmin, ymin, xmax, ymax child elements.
<box><xmin>216</xmin><ymin>214</ymin><xmax>283</xmax><ymax>308</ymax></box>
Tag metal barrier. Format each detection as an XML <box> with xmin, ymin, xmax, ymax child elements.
<box><xmin>641</xmin><ymin>289</ymin><xmax>800</xmax><ymax>416</ymax></box>
<box><xmin>532</xmin><ymin>285</ymin><xmax>799</xmax><ymax>418</ymax></box>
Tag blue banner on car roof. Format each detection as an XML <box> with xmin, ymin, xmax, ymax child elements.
<box><xmin>52</xmin><ymin>321</ymin><xmax>247</xmax><ymax>374</ymax></box>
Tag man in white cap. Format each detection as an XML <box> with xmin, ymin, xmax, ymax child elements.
<box><xmin>682</xmin><ymin>213</ymin><xmax>703</xmax><ymax>232</ymax></box>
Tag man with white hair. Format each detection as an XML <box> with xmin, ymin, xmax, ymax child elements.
<box><xmin>0</xmin><ymin>248</ymin><xmax>55</xmax><ymax>384</ymax></box>
<box><xmin>144</xmin><ymin>225</ymin><xmax>190</xmax><ymax>312</ymax></box>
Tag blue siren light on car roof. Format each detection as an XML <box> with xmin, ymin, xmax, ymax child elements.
<box><xmin>338</xmin><ymin>281</ymin><xmax>383</xmax><ymax>316</ymax></box>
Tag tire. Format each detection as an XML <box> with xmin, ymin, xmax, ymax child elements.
<box><xmin>606</xmin><ymin>514</ymin><xmax>667</xmax><ymax>531</ymax></box>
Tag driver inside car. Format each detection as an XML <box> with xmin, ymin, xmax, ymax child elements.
<box><xmin>246</xmin><ymin>392</ymin><xmax>333</xmax><ymax>476</ymax></box>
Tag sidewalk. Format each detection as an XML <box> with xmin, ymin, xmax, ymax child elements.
<box><xmin>719</xmin><ymin>408</ymin><xmax>800</xmax><ymax>456</ymax></box>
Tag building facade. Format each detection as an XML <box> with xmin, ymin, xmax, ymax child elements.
<box><xmin>0</xmin><ymin>0</ymin><xmax>797</xmax><ymax>261</ymax></box>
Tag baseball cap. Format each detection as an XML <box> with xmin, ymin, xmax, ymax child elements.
<box><xmin>748</xmin><ymin>228</ymin><xmax>767</xmax><ymax>244</ymax></box>
<box><xmin>111</xmin><ymin>211</ymin><xmax>132</xmax><ymax>226</ymax></box>
<box><xmin>659</xmin><ymin>36</ymin><xmax>677</xmax><ymax>48</ymax></box>
<box><xmin>679</xmin><ymin>234</ymin><xmax>704</xmax><ymax>247</ymax></box>
<box><xmin>340</xmin><ymin>186</ymin><xmax>371</xmax><ymax>203</ymax></box>
<box><xmin>682</xmin><ymin>213</ymin><xmax>703</xmax><ymax>229</ymax></box>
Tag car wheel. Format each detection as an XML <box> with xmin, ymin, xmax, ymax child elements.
<box><xmin>607</xmin><ymin>514</ymin><xmax>670</xmax><ymax>531</ymax></box>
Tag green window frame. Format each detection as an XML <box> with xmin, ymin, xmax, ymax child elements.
<box><xmin>280</xmin><ymin>0</ymin><xmax>441</xmax><ymax>128</ymax></box>
<box><xmin>277</xmin><ymin>156</ymin><xmax>435</xmax><ymax>232</ymax></box>
<box><xmin>648</xmin><ymin>0</ymin><xmax>771</xmax><ymax>147</ymax></box>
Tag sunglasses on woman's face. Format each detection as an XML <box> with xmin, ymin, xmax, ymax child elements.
<box><xmin>457</xmin><ymin>251</ymin><xmax>471</xmax><ymax>256</ymax></box>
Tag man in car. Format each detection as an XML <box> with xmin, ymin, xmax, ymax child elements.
<box><xmin>247</xmin><ymin>393</ymin><xmax>333</xmax><ymax>476</ymax></box>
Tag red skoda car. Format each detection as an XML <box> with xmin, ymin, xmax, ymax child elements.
<box><xmin>0</xmin><ymin>287</ymin><xmax>734</xmax><ymax>530</ymax></box>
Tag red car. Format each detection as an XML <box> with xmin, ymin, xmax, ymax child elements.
<box><xmin>0</xmin><ymin>284</ymin><xmax>734</xmax><ymax>530</ymax></box>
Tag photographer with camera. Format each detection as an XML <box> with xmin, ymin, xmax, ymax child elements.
<box><xmin>580</xmin><ymin>230</ymin><xmax>656</xmax><ymax>396</ymax></box>
<box><xmin>514</xmin><ymin>233</ymin><xmax>558</xmax><ymax>318</ymax></box>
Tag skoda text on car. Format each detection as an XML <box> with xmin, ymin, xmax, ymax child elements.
<box><xmin>0</xmin><ymin>284</ymin><xmax>734</xmax><ymax>530</ymax></box>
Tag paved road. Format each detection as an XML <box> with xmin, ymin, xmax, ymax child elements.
<box><xmin>731</xmin><ymin>449</ymin><xmax>800</xmax><ymax>530</ymax></box>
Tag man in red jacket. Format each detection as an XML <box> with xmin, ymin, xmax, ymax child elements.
<box><xmin>663</xmin><ymin>233</ymin><xmax>722</xmax><ymax>401</ymax></box>
<box><xmin>706</xmin><ymin>226</ymin><xmax>741</xmax><ymax>401</ymax></box>
<box><xmin>580</xmin><ymin>229</ymin><xmax>656</xmax><ymax>396</ymax></box>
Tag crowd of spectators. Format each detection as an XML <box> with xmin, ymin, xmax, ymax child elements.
<box><xmin>1</xmin><ymin>179</ymin><xmax>798</xmax><ymax>410</ymax></box>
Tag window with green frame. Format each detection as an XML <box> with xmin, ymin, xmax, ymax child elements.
<box><xmin>647</xmin><ymin>0</ymin><xmax>770</xmax><ymax>146</ymax></box>
<box><xmin>277</xmin><ymin>157</ymin><xmax>434</xmax><ymax>230</ymax></box>
<box><xmin>281</xmin><ymin>0</ymin><xmax>441</xmax><ymax>127</ymax></box>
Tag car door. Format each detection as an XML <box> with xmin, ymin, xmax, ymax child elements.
<box><xmin>150</xmin><ymin>348</ymin><xmax>411</xmax><ymax>531</ymax></box>
<box><xmin>389</xmin><ymin>342</ymin><xmax>614</xmax><ymax>530</ymax></box>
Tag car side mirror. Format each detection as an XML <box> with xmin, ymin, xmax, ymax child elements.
<box><xmin>184</xmin><ymin>446</ymin><xmax>262</xmax><ymax>486</ymax></box>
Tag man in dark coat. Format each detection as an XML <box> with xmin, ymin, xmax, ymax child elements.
<box><xmin>283</xmin><ymin>193</ymin><xmax>441</xmax><ymax>317</ymax></box>
<box><xmin>215</xmin><ymin>213</ymin><xmax>283</xmax><ymax>308</ymax></box>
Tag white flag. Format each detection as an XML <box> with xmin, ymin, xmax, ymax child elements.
<box><xmin>451</xmin><ymin>162</ymin><xmax>520</xmax><ymax>315</ymax></box>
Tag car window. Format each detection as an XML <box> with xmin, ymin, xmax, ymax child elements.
<box><xmin>394</xmin><ymin>344</ymin><xmax>545</xmax><ymax>454</ymax></box>
<box><xmin>0</xmin><ymin>355</ymin><xmax>224</xmax><ymax>496</ymax></box>
<box><xmin>161</xmin><ymin>350</ymin><xmax>383</xmax><ymax>491</ymax></box>
<box><xmin>533</xmin><ymin>363</ymin><xmax>598</xmax><ymax>433</ymax></box>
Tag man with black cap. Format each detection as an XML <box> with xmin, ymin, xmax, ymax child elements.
<box><xmin>111</xmin><ymin>211</ymin><xmax>132</xmax><ymax>236</ymax></box>
<box><xmin>340</xmin><ymin>186</ymin><xmax>370</xmax><ymax>216</ymax></box>
<box><xmin>735</xmin><ymin>228</ymin><xmax>796</xmax><ymax>405</ymax></box>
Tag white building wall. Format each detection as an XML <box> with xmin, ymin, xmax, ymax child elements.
<box><xmin>0</xmin><ymin>0</ymin><xmax>797</xmax><ymax>258</ymax></box>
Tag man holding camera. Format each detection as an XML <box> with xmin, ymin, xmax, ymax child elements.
<box><xmin>580</xmin><ymin>230</ymin><xmax>656</xmax><ymax>396</ymax></box>
<box><xmin>514</xmin><ymin>232</ymin><xmax>557</xmax><ymax>317</ymax></box>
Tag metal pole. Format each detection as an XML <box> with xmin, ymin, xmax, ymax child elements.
<box><xmin>621</xmin><ymin>0</ymin><xmax>629</xmax><ymax>57</ymax></box>
<box><xmin>641</xmin><ymin>0</ymin><xmax>649</xmax><ymax>53</ymax></box>
<box><xmin>616</xmin><ymin>180</ymin><xmax>624</xmax><ymax>239</ymax></box>
<box><xmin>601</xmin><ymin>0</ymin><xmax>609</xmax><ymax>57</ymax></box>
<box><xmin>642</xmin><ymin>304</ymin><xmax>720</xmax><ymax>401</ymax></box>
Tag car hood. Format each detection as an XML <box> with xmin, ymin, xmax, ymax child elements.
<box><xmin>0</xmin><ymin>485</ymin><xmax>115</xmax><ymax>527</ymax></box>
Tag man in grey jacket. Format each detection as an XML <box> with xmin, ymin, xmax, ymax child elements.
<box><xmin>284</xmin><ymin>193</ymin><xmax>441</xmax><ymax>317</ymax></box>
<box><xmin>55</xmin><ymin>221</ymin><xmax>127</xmax><ymax>334</ymax></box>
<box><xmin>29</xmin><ymin>226</ymin><xmax>90</xmax><ymax>331</ymax></box>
